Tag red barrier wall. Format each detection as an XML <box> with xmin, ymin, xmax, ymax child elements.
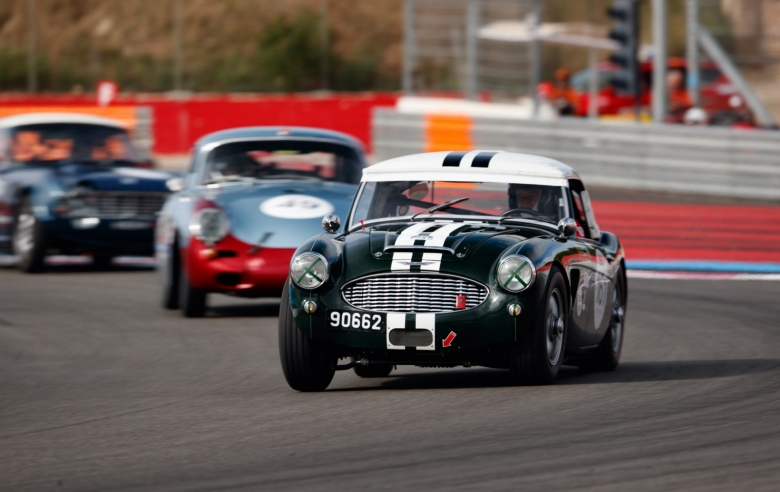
<box><xmin>593</xmin><ymin>200</ymin><xmax>780</xmax><ymax>263</ymax></box>
<box><xmin>0</xmin><ymin>93</ymin><xmax>400</xmax><ymax>154</ymax></box>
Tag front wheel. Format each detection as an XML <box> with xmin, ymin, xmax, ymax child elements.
<box><xmin>161</xmin><ymin>241</ymin><xmax>180</xmax><ymax>310</ymax></box>
<box><xmin>179</xmin><ymin>255</ymin><xmax>206</xmax><ymax>317</ymax></box>
<box><xmin>13</xmin><ymin>197</ymin><xmax>47</xmax><ymax>273</ymax></box>
<box><xmin>279</xmin><ymin>279</ymin><xmax>335</xmax><ymax>392</ymax></box>
<box><xmin>509</xmin><ymin>267</ymin><xmax>569</xmax><ymax>385</ymax></box>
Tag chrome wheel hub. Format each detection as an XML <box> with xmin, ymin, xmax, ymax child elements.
<box><xmin>546</xmin><ymin>290</ymin><xmax>564</xmax><ymax>366</ymax></box>
<box><xmin>13</xmin><ymin>212</ymin><xmax>35</xmax><ymax>256</ymax></box>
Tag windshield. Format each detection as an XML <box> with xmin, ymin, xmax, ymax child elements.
<box><xmin>350</xmin><ymin>181</ymin><xmax>568</xmax><ymax>228</ymax></box>
<box><xmin>10</xmin><ymin>123</ymin><xmax>138</xmax><ymax>164</ymax></box>
<box><xmin>203</xmin><ymin>140</ymin><xmax>363</xmax><ymax>185</ymax></box>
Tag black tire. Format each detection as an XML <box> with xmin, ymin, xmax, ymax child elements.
<box><xmin>278</xmin><ymin>279</ymin><xmax>335</xmax><ymax>392</ymax></box>
<box><xmin>509</xmin><ymin>267</ymin><xmax>569</xmax><ymax>385</ymax></box>
<box><xmin>353</xmin><ymin>362</ymin><xmax>393</xmax><ymax>378</ymax></box>
<box><xmin>13</xmin><ymin>197</ymin><xmax>47</xmax><ymax>273</ymax></box>
<box><xmin>161</xmin><ymin>240</ymin><xmax>180</xmax><ymax>310</ymax></box>
<box><xmin>179</xmin><ymin>255</ymin><xmax>206</xmax><ymax>318</ymax></box>
<box><xmin>580</xmin><ymin>267</ymin><xmax>626</xmax><ymax>372</ymax></box>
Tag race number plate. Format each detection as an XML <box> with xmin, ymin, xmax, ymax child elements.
<box><xmin>327</xmin><ymin>310</ymin><xmax>386</xmax><ymax>332</ymax></box>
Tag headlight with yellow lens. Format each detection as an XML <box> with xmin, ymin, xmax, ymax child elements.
<box><xmin>497</xmin><ymin>255</ymin><xmax>536</xmax><ymax>293</ymax></box>
<box><xmin>291</xmin><ymin>252</ymin><xmax>329</xmax><ymax>289</ymax></box>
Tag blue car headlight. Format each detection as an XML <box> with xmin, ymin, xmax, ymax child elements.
<box><xmin>189</xmin><ymin>208</ymin><xmax>230</xmax><ymax>244</ymax></box>
<box><xmin>290</xmin><ymin>252</ymin><xmax>329</xmax><ymax>289</ymax></box>
<box><xmin>497</xmin><ymin>255</ymin><xmax>536</xmax><ymax>293</ymax></box>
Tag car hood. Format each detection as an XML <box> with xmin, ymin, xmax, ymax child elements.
<box><xmin>198</xmin><ymin>180</ymin><xmax>358</xmax><ymax>248</ymax></box>
<box><xmin>369</xmin><ymin>222</ymin><xmax>526</xmax><ymax>261</ymax></box>
<box><xmin>334</xmin><ymin>221</ymin><xmax>541</xmax><ymax>280</ymax></box>
<box><xmin>56</xmin><ymin>165</ymin><xmax>175</xmax><ymax>192</ymax></box>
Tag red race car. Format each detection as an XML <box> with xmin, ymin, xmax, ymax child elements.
<box><xmin>155</xmin><ymin>127</ymin><xmax>366</xmax><ymax>317</ymax></box>
<box><xmin>543</xmin><ymin>58</ymin><xmax>753</xmax><ymax>125</ymax></box>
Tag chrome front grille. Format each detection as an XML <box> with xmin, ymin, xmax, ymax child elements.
<box><xmin>67</xmin><ymin>192</ymin><xmax>167</xmax><ymax>219</ymax></box>
<box><xmin>342</xmin><ymin>274</ymin><xmax>489</xmax><ymax>313</ymax></box>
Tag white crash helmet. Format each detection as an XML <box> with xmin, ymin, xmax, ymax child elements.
<box><xmin>683</xmin><ymin>107</ymin><xmax>709</xmax><ymax>126</ymax></box>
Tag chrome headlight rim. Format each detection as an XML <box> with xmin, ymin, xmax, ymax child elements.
<box><xmin>290</xmin><ymin>252</ymin><xmax>330</xmax><ymax>290</ymax></box>
<box><xmin>497</xmin><ymin>254</ymin><xmax>537</xmax><ymax>293</ymax></box>
<box><xmin>188</xmin><ymin>207</ymin><xmax>230</xmax><ymax>245</ymax></box>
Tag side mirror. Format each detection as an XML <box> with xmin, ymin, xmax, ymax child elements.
<box><xmin>322</xmin><ymin>214</ymin><xmax>341</xmax><ymax>234</ymax></box>
<box><xmin>166</xmin><ymin>177</ymin><xmax>184</xmax><ymax>193</ymax></box>
<box><xmin>557</xmin><ymin>218</ymin><xmax>577</xmax><ymax>239</ymax></box>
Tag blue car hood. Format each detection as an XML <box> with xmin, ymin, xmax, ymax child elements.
<box><xmin>56</xmin><ymin>165</ymin><xmax>175</xmax><ymax>192</ymax></box>
<box><xmin>202</xmin><ymin>181</ymin><xmax>358</xmax><ymax>249</ymax></box>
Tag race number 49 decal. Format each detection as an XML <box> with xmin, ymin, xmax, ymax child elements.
<box><xmin>327</xmin><ymin>310</ymin><xmax>386</xmax><ymax>332</ymax></box>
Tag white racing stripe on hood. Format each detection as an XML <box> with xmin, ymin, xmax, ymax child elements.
<box><xmin>390</xmin><ymin>222</ymin><xmax>440</xmax><ymax>271</ymax></box>
<box><xmin>420</xmin><ymin>223</ymin><xmax>467</xmax><ymax>272</ymax></box>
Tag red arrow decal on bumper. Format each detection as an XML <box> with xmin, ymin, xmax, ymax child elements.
<box><xmin>442</xmin><ymin>331</ymin><xmax>456</xmax><ymax>348</ymax></box>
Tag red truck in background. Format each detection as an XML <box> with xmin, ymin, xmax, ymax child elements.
<box><xmin>541</xmin><ymin>57</ymin><xmax>754</xmax><ymax>126</ymax></box>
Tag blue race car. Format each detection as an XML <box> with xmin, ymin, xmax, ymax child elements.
<box><xmin>155</xmin><ymin>126</ymin><xmax>366</xmax><ymax>317</ymax></box>
<box><xmin>0</xmin><ymin>113</ymin><xmax>176</xmax><ymax>272</ymax></box>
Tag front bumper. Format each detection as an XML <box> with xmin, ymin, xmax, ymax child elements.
<box><xmin>44</xmin><ymin>216</ymin><xmax>156</xmax><ymax>255</ymax></box>
<box><xmin>185</xmin><ymin>234</ymin><xmax>295</xmax><ymax>297</ymax></box>
<box><xmin>289</xmin><ymin>277</ymin><xmax>545</xmax><ymax>364</ymax></box>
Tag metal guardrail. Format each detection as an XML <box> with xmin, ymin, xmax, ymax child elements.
<box><xmin>373</xmin><ymin>108</ymin><xmax>780</xmax><ymax>200</ymax></box>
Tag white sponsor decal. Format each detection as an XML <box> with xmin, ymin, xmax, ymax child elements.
<box><xmin>593</xmin><ymin>278</ymin><xmax>610</xmax><ymax>330</ymax></box>
<box><xmin>259</xmin><ymin>194</ymin><xmax>334</xmax><ymax>220</ymax></box>
<box><xmin>576</xmin><ymin>273</ymin><xmax>587</xmax><ymax>316</ymax></box>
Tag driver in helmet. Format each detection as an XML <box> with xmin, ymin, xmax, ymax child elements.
<box><xmin>507</xmin><ymin>184</ymin><xmax>558</xmax><ymax>221</ymax></box>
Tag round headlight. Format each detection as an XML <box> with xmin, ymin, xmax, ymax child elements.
<box><xmin>497</xmin><ymin>255</ymin><xmax>536</xmax><ymax>293</ymax></box>
<box><xmin>189</xmin><ymin>208</ymin><xmax>230</xmax><ymax>244</ymax></box>
<box><xmin>290</xmin><ymin>252</ymin><xmax>329</xmax><ymax>289</ymax></box>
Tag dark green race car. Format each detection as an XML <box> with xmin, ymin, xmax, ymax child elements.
<box><xmin>279</xmin><ymin>150</ymin><xmax>627</xmax><ymax>391</ymax></box>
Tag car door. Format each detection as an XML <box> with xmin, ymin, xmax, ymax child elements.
<box><xmin>570</xmin><ymin>179</ymin><xmax>615</xmax><ymax>346</ymax></box>
<box><xmin>568</xmin><ymin>179</ymin><xmax>615</xmax><ymax>346</ymax></box>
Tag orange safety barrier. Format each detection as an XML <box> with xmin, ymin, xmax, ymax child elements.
<box><xmin>424</xmin><ymin>115</ymin><xmax>472</xmax><ymax>152</ymax></box>
<box><xmin>0</xmin><ymin>106</ymin><xmax>138</xmax><ymax>131</ymax></box>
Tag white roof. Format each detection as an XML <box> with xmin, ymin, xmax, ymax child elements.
<box><xmin>0</xmin><ymin>112</ymin><xmax>124</xmax><ymax>129</ymax></box>
<box><xmin>364</xmin><ymin>151</ymin><xmax>579</xmax><ymax>186</ymax></box>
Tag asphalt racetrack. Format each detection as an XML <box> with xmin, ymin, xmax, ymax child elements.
<box><xmin>1</xmin><ymin>266</ymin><xmax>779</xmax><ymax>491</ymax></box>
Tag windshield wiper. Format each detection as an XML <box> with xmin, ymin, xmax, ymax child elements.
<box><xmin>411</xmin><ymin>197</ymin><xmax>469</xmax><ymax>220</ymax></box>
